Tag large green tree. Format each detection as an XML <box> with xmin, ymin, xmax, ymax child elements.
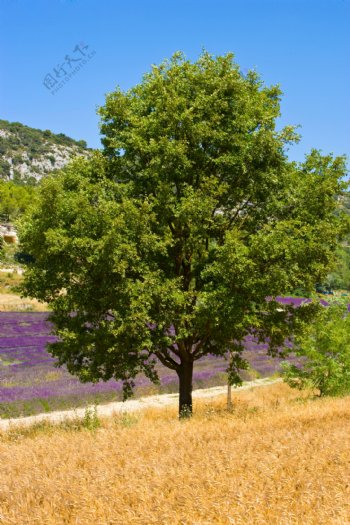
<box><xmin>20</xmin><ymin>52</ymin><xmax>348</xmax><ymax>416</ymax></box>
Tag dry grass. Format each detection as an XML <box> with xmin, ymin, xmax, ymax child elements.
<box><xmin>1</xmin><ymin>383</ymin><xmax>350</xmax><ymax>525</ymax></box>
<box><xmin>0</xmin><ymin>272</ymin><xmax>48</xmax><ymax>311</ymax></box>
<box><xmin>0</xmin><ymin>292</ymin><xmax>48</xmax><ymax>311</ymax></box>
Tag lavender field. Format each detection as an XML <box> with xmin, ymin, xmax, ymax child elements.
<box><xmin>0</xmin><ymin>301</ymin><xmax>305</xmax><ymax>418</ymax></box>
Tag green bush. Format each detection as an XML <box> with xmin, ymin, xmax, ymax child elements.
<box><xmin>82</xmin><ymin>405</ymin><xmax>101</xmax><ymax>430</ymax></box>
<box><xmin>0</xmin><ymin>180</ymin><xmax>37</xmax><ymax>219</ymax></box>
<box><xmin>325</xmin><ymin>246</ymin><xmax>350</xmax><ymax>291</ymax></box>
<box><xmin>282</xmin><ymin>301</ymin><xmax>350</xmax><ymax>396</ymax></box>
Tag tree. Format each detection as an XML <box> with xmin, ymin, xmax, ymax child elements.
<box><xmin>324</xmin><ymin>245</ymin><xmax>350</xmax><ymax>291</ymax></box>
<box><xmin>314</xmin><ymin>192</ymin><xmax>350</xmax><ymax>292</ymax></box>
<box><xmin>282</xmin><ymin>302</ymin><xmax>350</xmax><ymax>396</ymax></box>
<box><xmin>0</xmin><ymin>180</ymin><xmax>37</xmax><ymax>219</ymax></box>
<box><xmin>20</xmin><ymin>52</ymin><xmax>348</xmax><ymax>417</ymax></box>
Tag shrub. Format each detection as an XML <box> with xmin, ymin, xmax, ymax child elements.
<box><xmin>82</xmin><ymin>405</ymin><xmax>101</xmax><ymax>430</ymax></box>
<box><xmin>282</xmin><ymin>302</ymin><xmax>350</xmax><ymax>396</ymax></box>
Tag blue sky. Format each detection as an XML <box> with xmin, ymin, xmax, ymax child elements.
<box><xmin>0</xmin><ymin>0</ymin><xmax>349</xmax><ymax>163</ymax></box>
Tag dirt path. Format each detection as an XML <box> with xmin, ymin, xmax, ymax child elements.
<box><xmin>0</xmin><ymin>377</ymin><xmax>281</xmax><ymax>431</ymax></box>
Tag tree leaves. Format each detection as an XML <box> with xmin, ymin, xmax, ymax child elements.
<box><xmin>20</xmin><ymin>52</ymin><xmax>348</xmax><ymax>402</ymax></box>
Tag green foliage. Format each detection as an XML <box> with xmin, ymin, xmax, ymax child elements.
<box><xmin>19</xmin><ymin>51</ymin><xmax>349</xmax><ymax>415</ymax></box>
<box><xmin>316</xmin><ymin>191</ymin><xmax>350</xmax><ymax>291</ymax></box>
<box><xmin>282</xmin><ymin>302</ymin><xmax>350</xmax><ymax>396</ymax></box>
<box><xmin>0</xmin><ymin>180</ymin><xmax>37</xmax><ymax>219</ymax></box>
<box><xmin>179</xmin><ymin>405</ymin><xmax>192</xmax><ymax>420</ymax></box>
<box><xmin>0</xmin><ymin>119</ymin><xmax>88</xmax><ymax>153</ymax></box>
<box><xmin>82</xmin><ymin>405</ymin><xmax>101</xmax><ymax>430</ymax></box>
<box><xmin>324</xmin><ymin>246</ymin><xmax>350</xmax><ymax>290</ymax></box>
<box><xmin>0</xmin><ymin>119</ymin><xmax>89</xmax><ymax>183</ymax></box>
<box><xmin>0</xmin><ymin>243</ymin><xmax>18</xmax><ymax>267</ymax></box>
<box><xmin>0</xmin><ymin>159</ymin><xmax>11</xmax><ymax>178</ymax></box>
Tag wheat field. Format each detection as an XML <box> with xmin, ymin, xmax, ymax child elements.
<box><xmin>1</xmin><ymin>383</ymin><xmax>350</xmax><ymax>525</ymax></box>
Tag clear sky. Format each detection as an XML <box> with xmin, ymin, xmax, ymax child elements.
<box><xmin>0</xmin><ymin>0</ymin><xmax>349</xmax><ymax>163</ymax></box>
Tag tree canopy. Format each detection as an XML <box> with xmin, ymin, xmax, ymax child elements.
<box><xmin>20</xmin><ymin>52</ymin><xmax>348</xmax><ymax>416</ymax></box>
<box><xmin>0</xmin><ymin>180</ymin><xmax>37</xmax><ymax>220</ymax></box>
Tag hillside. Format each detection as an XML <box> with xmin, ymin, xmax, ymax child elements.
<box><xmin>0</xmin><ymin>119</ymin><xmax>91</xmax><ymax>184</ymax></box>
<box><xmin>1</xmin><ymin>382</ymin><xmax>349</xmax><ymax>524</ymax></box>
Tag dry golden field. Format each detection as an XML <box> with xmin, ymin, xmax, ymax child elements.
<box><xmin>0</xmin><ymin>271</ymin><xmax>48</xmax><ymax>312</ymax></box>
<box><xmin>1</xmin><ymin>383</ymin><xmax>350</xmax><ymax>525</ymax></box>
<box><xmin>0</xmin><ymin>292</ymin><xmax>48</xmax><ymax>312</ymax></box>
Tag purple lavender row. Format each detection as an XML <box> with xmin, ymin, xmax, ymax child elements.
<box><xmin>0</xmin><ymin>302</ymin><xmax>312</xmax><ymax>407</ymax></box>
<box><xmin>0</xmin><ymin>328</ymin><xmax>52</xmax><ymax>335</ymax></box>
<box><xmin>0</xmin><ymin>337</ymin><xmax>57</xmax><ymax>348</ymax></box>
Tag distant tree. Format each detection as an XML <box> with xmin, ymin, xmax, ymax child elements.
<box><xmin>0</xmin><ymin>181</ymin><xmax>37</xmax><ymax>219</ymax></box>
<box><xmin>318</xmin><ymin>192</ymin><xmax>350</xmax><ymax>291</ymax></box>
<box><xmin>324</xmin><ymin>246</ymin><xmax>350</xmax><ymax>291</ymax></box>
<box><xmin>20</xmin><ymin>52</ymin><xmax>348</xmax><ymax>417</ymax></box>
<box><xmin>76</xmin><ymin>140</ymin><xmax>88</xmax><ymax>149</ymax></box>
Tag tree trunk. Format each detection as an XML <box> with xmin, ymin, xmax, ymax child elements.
<box><xmin>177</xmin><ymin>359</ymin><xmax>194</xmax><ymax>418</ymax></box>
<box><xmin>227</xmin><ymin>351</ymin><xmax>233</xmax><ymax>410</ymax></box>
<box><xmin>227</xmin><ymin>382</ymin><xmax>233</xmax><ymax>410</ymax></box>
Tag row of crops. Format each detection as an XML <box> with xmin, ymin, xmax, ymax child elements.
<box><xmin>0</xmin><ymin>305</ymin><xmax>301</xmax><ymax>418</ymax></box>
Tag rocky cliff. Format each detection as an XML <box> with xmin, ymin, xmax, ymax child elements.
<box><xmin>0</xmin><ymin>119</ymin><xmax>91</xmax><ymax>184</ymax></box>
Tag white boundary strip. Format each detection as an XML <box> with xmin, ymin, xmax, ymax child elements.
<box><xmin>0</xmin><ymin>377</ymin><xmax>281</xmax><ymax>431</ymax></box>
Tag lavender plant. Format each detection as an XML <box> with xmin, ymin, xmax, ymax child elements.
<box><xmin>0</xmin><ymin>311</ymin><xmax>296</xmax><ymax>417</ymax></box>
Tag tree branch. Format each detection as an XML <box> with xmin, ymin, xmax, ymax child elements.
<box><xmin>169</xmin><ymin>343</ymin><xmax>180</xmax><ymax>357</ymax></box>
<box><xmin>228</xmin><ymin>196</ymin><xmax>252</xmax><ymax>228</ymax></box>
<box><xmin>191</xmin><ymin>337</ymin><xmax>207</xmax><ymax>358</ymax></box>
<box><xmin>168</xmin><ymin>221</ymin><xmax>176</xmax><ymax>235</ymax></box>
<box><xmin>155</xmin><ymin>350</ymin><xmax>180</xmax><ymax>371</ymax></box>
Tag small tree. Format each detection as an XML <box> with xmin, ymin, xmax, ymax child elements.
<box><xmin>282</xmin><ymin>302</ymin><xmax>350</xmax><ymax>396</ymax></box>
<box><xmin>20</xmin><ymin>52</ymin><xmax>348</xmax><ymax>417</ymax></box>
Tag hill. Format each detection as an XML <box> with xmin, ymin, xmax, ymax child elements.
<box><xmin>0</xmin><ymin>119</ymin><xmax>91</xmax><ymax>184</ymax></box>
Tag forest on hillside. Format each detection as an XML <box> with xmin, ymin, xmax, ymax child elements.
<box><xmin>0</xmin><ymin>119</ymin><xmax>89</xmax><ymax>184</ymax></box>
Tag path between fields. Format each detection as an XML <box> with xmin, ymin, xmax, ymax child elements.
<box><xmin>0</xmin><ymin>377</ymin><xmax>281</xmax><ymax>431</ymax></box>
